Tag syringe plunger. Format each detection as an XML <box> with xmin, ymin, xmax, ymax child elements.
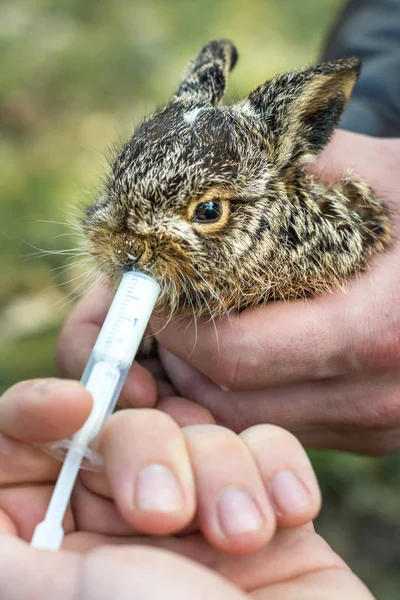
<box><xmin>30</xmin><ymin>270</ymin><xmax>160</xmax><ymax>550</ymax></box>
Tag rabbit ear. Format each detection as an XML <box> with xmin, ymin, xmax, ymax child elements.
<box><xmin>244</xmin><ymin>58</ymin><xmax>360</xmax><ymax>167</ymax></box>
<box><xmin>173</xmin><ymin>40</ymin><xmax>238</xmax><ymax>106</ymax></box>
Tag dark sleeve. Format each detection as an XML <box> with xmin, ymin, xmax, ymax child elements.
<box><xmin>321</xmin><ymin>0</ymin><xmax>400</xmax><ymax>137</ymax></box>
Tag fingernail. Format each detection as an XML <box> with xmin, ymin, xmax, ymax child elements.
<box><xmin>217</xmin><ymin>488</ymin><xmax>263</xmax><ymax>535</ymax></box>
<box><xmin>135</xmin><ymin>464</ymin><xmax>183</xmax><ymax>512</ymax></box>
<box><xmin>270</xmin><ymin>471</ymin><xmax>309</xmax><ymax>514</ymax></box>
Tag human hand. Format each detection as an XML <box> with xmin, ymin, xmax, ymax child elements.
<box><xmin>0</xmin><ymin>378</ymin><xmax>321</xmax><ymax>555</ymax></box>
<box><xmin>150</xmin><ymin>131</ymin><xmax>400</xmax><ymax>455</ymax></box>
<box><xmin>0</xmin><ymin>386</ymin><xmax>371</xmax><ymax>600</ymax></box>
<box><xmin>0</xmin><ymin>380</ymin><xmax>374</xmax><ymax>597</ymax></box>
<box><xmin>0</xmin><ymin>528</ymin><xmax>374</xmax><ymax>599</ymax></box>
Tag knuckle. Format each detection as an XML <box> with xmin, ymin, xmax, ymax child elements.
<box><xmin>110</xmin><ymin>406</ymin><xmax>179</xmax><ymax>433</ymax></box>
<box><xmin>354</xmin><ymin>311</ymin><xmax>400</xmax><ymax>372</ymax></box>
<box><xmin>183</xmin><ymin>423</ymin><xmax>237</xmax><ymax>443</ymax></box>
<box><xmin>362</xmin><ymin>337</ymin><xmax>400</xmax><ymax>372</ymax></box>
<box><xmin>240</xmin><ymin>423</ymin><xmax>306</xmax><ymax>455</ymax></box>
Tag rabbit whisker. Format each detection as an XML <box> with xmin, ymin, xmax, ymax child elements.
<box><xmin>51</xmin><ymin>266</ymin><xmax>98</xmax><ymax>309</ymax></box>
<box><xmin>179</xmin><ymin>274</ymin><xmax>199</xmax><ymax>353</ymax></box>
<box><xmin>190</xmin><ymin>265</ymin><xmax>223</xmax><ymax>307</ymax></box>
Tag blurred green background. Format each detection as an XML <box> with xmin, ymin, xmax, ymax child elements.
<box><xmin>1</xmin><ymin>0</ymin><xmax>399</xmax><ymax>597</ymax></box>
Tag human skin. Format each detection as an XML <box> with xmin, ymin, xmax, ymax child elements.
<box><xmin>0</xmin><ymin>379</ymin><xmax>373</xmax><ymax>599</ymax></box>
<box><xmin>57</xmin><ymin>131</ymin><xmax>400</xmax><ymax>455</ymax></box>
<box><xmin>0</xmin><ymin>379</ymin><xmax>323</xmax><ymax>555</ymax></box>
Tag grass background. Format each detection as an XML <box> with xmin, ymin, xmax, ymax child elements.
<box><xmin>1</xmin><ymin>0</ymin><xmax>399</xmax><ymax>596</ymax></box>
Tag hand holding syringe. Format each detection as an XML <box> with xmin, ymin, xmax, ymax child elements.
<box><xmin>30</xmin><ymin>270</ymin><xmax>160</xmax><ymax>550</ymax></box>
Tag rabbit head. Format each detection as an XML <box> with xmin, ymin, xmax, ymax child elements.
<box><xmin>83</xmin><ymin>40</ymin><xmax>390</xmax><ymax>317</ymax></box>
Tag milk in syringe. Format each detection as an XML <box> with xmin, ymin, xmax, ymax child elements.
<box><xmin>31</xmin><ymin>270</ymin><xmax>160</xmax><ymax>551</ymax></box>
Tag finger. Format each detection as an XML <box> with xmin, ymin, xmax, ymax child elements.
<box><xmin>240</xmin><ymin>425</ymin><xmax>321</xmax><ymax>528</ymax></box>
<box><xmin>156</xmin><ymin>396</ymin><xmax>216</xmax><ymax>427</ymax></box>
<box><xmin>79</xmin><ymin>402</ymin><xmax>201</xmax><ymax>503</ymax></box>
<box><xmin>0</xmin><ymin>510</ymin><xmax>17</xmax><ymax>536</ymax></box>
<box><xmin>306</xmin><ymin>130</ymin><xmax>395</xmax><ymax>198</ymax></box>
<box><xmin>0</xmin><ymin>485</ymin><xmax>75</xmax><ymax>541</ymax></box>
<box><xmin>81</xmin><ymin>402</ymin><xmax>205</xmax><ymax>503</ymax></box>
<box><xmin>0</xmin><ymin>537</ymin><xmax>248</xmax><ymax>600</ymax></box>
<box><xmin>57</xmin><ymin>281</ymin><xmax>158</xmax><ymax>408</ymax></box>
<box><xmin>101</xmin><ymin>409</ymin><xmax>195</xmax><ymax>535</ymax></box>
<box><xmin>0</xmin><ymin>537</ymin><xmax>79</xmax><ymax>600</ymax></box>
<box><xmin>71</xmin><ymin>480</ymin><xmax>139</xmax><ymax>537</ymax></box>
<box><xmin>116</xmin><ymin>362</ymin><xmax>157</xmax><ymax>409</ymax></box>
<box><xmin>0</xmin><ymin>379</ymin><xmax>93</xmax><ymax>443</ymax></box>
<box><xmin>182</xmin><ymin>424</ymin><xmax>275</xmax><ymax>555</ymax></box>
<box><xmin>63</xmin><ymin>528</ymin><xmax>369</xmax><ymax>600</ymax></box>
<box><xmin>154</xmin><ymin>531</ymin><xmax>371</xmax><ymax>599</ymax></box>
<box><xmin>0</xmin><ymin>433</ymin><xmax>61</xmax><ymax>485</ymax></box>
<box><xmin>160</xmin><ymin>349</ymin><xmax>400</xmax><ymax>453</ymax></box>
<box><xmin>73</xmin><ymin>476</ymin><xmax>201</xmax><ymax>538</ymax></box>
<box><xmin>153</xmin><ymin>288</ymin><xmax>356</xmax><ymax>391</ymax></box>
<box><xmin>0</xmin><ymin>379</ymin><xmax>91</xmax><ymax>489</ymax></box>
<box><xmin>56</xmin><ymin>281</ymin><xmax>111</xmax><ymax>380</ymax></box>
<box><xmin>139</xmin><ymin>356</ymin><xmax>178</xmax><ymax>398</ymax></box>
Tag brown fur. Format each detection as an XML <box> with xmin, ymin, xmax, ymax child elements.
<box><xmin>82</xmin><ymin>40</ymin><xmax>392</xmax><ymax>320</ymax></box>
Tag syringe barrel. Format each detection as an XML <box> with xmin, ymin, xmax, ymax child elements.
<box><xmin>43</xmin><ymin>270</ymin><xmax>160</xmax><ymax>469</ymax></box>
<box><xmin>88</xmin><ymin>270</ymin><xmax>160</xmax><ymax>366</ymax></box>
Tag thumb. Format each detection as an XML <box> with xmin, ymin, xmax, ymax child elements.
<box><xmin>0</xmin><ymin>537</ymin><xmax>246</xmax><ymax>600</ymax></box>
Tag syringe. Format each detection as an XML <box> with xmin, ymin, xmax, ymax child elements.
<box><xmin>30</xmin><ymin>269</ymin><xmax>160</xmax><ymax>551</ymax></box>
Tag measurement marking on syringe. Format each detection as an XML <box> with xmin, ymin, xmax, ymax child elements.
<box><xmin>110</xmin><ymin>318</ymin><xmax>138</xmax><ymax>327</ymax></box>
<box><xmin>120</xmin><ymin>298</ymin><xmax>136</xmax><ymax>306</ymax></box>
<box><xmin>131</xmin><ymin>271</ymin><xmax>147</xmax><ymax>278</ymax></box>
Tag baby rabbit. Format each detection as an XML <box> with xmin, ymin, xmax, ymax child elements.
<box><xmin>83</xmin><ymin>40</ymin><xmax>391</xmax><ymax>318</ymax></box>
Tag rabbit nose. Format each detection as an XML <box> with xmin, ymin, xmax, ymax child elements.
<box><xmin>123</xmin><ymin>238</ymin><xmax>144</xmax><ymax>263</ymax></box>
<box><xmin>116</xmin><ymin>246</ymin><xmax>143</xmax><ymax>265</ymax></box>
<box><xmin>126</xmin><ymin>249</ymin><xmax>144</xmax><ymax>264</ymax></box>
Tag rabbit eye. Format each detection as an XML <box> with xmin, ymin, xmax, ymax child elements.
<box><xmin>192</xmin><ymin>200</ymin><xmax>222</xmax><ymax>223</ymax></box>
